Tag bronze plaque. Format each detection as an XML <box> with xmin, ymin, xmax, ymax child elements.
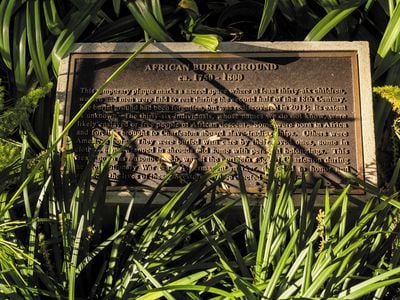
<box><xmin>64</xmin><ymin>48</ymin><xmax>366</xmax><ymax>193</ymax></box>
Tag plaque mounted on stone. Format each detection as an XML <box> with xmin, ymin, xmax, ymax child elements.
<box><xmin>57</xmin><ymin>42</ymin><xmax>376</xmax><ymax>203</ymax></box>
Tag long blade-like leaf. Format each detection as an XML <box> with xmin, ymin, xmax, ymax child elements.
<box><xmin>376</xmin><ymin>3</ymin><xmax>400</xmax><ymax>61</ymax></box>
<box><xmin>12</xmin><ymin>8</ymin><xmax>27</xmax><ymax>93</ymax></box>
<box><xmin>26</xmin><ymin>0</ymin><xmax>50</xmax><ymax>85</ymax></box>
<box><xmin>338</xmin><ymin>266</ymin><xmax>400</xmax><ymax>298</ymax></box>
<box><xmin>125</xmin><ymin>0</ymin><xmax>173</xmax><ymax>41</ymax></box>
<box><xmin>69</xmin><ymin>216</ymin><xmax>85</xmax><ymax>300</ymax></box>
<box><xmin>0</xmin><ymin>0</ymin><xmax>21</xmax><ymax>69</ymax></box>
<box><xmin>305</xmin><ymin>1</ymin><xmax>366</xmax><ymax>41</ymax></box>
<box><xmin>263</xmin><ymin>230</ymin><xmax>299</xmax><ymax>298</ymax></box>
<box><xmin>237</xmin><ymin>163</ymin><xmax>257</xmax><ymax>254</ymax></box>
<box><xmin>257</xmin><ymin>0</ymin><xmax>278</xmax><ymax>39</ymax></box>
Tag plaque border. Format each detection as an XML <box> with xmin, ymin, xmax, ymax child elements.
<box><xmin>56</xmin><ymin>42</ymin><xmax>376</xmax><ymax>205</ymax></box>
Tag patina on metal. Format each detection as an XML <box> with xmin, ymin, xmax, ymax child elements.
<box><xmin>59</xmin><ymin>42</ymin><xmax>374</xmax><ymax>197</ymax></box>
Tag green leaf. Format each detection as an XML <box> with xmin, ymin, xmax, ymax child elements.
<box><xmin>376</xmin><ymin>3</ymin><xmax>400</xmax><ymax>60</ymax></box>
<box><xmin>12</xmin><ymin>8</ymin><xmax>27</xmax><ymax>93</ymax></box>
<box><xmin>338</xmin><ymin>194</ymin><xmax>348</xmax><ymax>239</ymax></box>
<box><xmin>137</xmin><ymin>284</ymin><xmax>234</xmax><ymax>300</ymax></box>
<box><xmin>69</xmin><ymin>216</ymin><xmax>84</xmax><ymax>300</ymax></box>
<box><xmin>285</xmin><ymin>247</ymin><xmax>309</xmax><ymax>284</ymax></box>
<box><xmin>113</xmin><ymin>0</ymin><xmax>121</xmax><ymax>17</ymax></box>
<box><xmin>373</xmin><ymin>51</ymin><xmax>400</xmax><ymax>79</ymax></box>
<box><xmin>136</xmin><ymin>269</ymin><xmax>224</xmax><ymax>300</ymax></box>
<box><xmin>52</xmin><ymin>9</ymin><xmax>92</xmax><ymax>74</ymax></box>
<box><xmin>212</xmin><ymin>215</ymin><xmax>251</xmax><ymax>278</ymax></box>
<box><xmin>339</xmin><ymin>266</ymin><xmax>400</xmax><ymax>298</ymax></box>
<box><xmin>26</xmin><ymin>0</ymin><xmax>50</xmax><ymax>86</ymax></box>
<box><xmin>20</xmin><ymin>133</ymin><xmax>31</xmax><ymax>218</ymax></box>
<box><xmin>27</xmin><ymin>176</ymin><xmax>51</xmax><ymax>275</ymax></box>
<box><xmin>324</xmin><ymin>188</ymin><xmax>331</xmax><ymax>239</ymax></box>
<box><xmin>195</xmin><ymin>218</ymin><xmax>258</xmax><ymax>299</ymax></box>
<box><xmin>257</xmin><ymin>0</ymin><xmax>279</xmax><ymax>39</ymax></box>
<box><xmin>255</xmin><ymin>180</ymin><xmax>276</xmax><ymax>282</ymax></box>
<box><xmin>138</xmin><ymin>184</ymin><xmax>191</xmax><ymax>252</ymax></box>
<box><xmin>266</xmin><ymin>119</ymin><xmax>279</xmax><ymax>191</ymax></box>
<box><xmin>43</xmin><ymin>0</ymin><xmax>64</xmax><ymax>35</ymax></box>
<box><xmin>132</xmin><ymin>258</ymin><xmax>175</xmax><ymax>300</ymax></box>
<box><xmin>0</xmin><ymin>0</ymin><xmax>21</xmax><ymax>70</ymax></box>
<box><xmin>263</xmin><ymin>230</ymin><xmax>299</xmax><ymax>298</ymax></box>
<box><xmin>150</xmin><ymin>0</ymin><xmax>165</xmax><ymax>27</ymax></box>
<box><xmin>302</xmin><ymin>260</ymin><xmax>341</xmax><ymax>297</ymax></box>
<box><xmin>305</xmin><ymin>0</ymin><xmax>366</xmax><ymax>41</ymax></box>
<box><xmin>301</xmin><ymin>243</ymin><xmax>313</xmax><ymax>294</ymax></box>
<box><xmin>191</xmin><ymin>33</ymin><xmax>221</xmax><ymax>52</ymax></box>
<box><xmin>125</xmin><ymin>0</ymin><xmax>173</xmax><ymax>41</ymax></box>
<box><xmin>237</xmin><ymin>163</ymin><xmax>257</xmax><ymax>254</ymax></box>
<box><xmin>76</xmin><ymin>226</ymin><xmax>130</xmax><ymax>274</ymax></box>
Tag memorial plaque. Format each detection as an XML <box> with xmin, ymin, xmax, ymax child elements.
<box><xmin>57</xmin><ymin>42</ymin><xmax>376</xmax><ymax>201</ymax></box>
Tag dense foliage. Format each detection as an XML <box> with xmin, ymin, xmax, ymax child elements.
<box><xmin>1</xmin><ymin>0</ymin><xmax>400</xmax><ymax>298</ymax></box>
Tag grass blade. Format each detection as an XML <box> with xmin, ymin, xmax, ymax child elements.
<box><xmin>69</xmin><ymin>215</ymin><xmax>84</xmax><ymax>300</ymax></box>
<box><xmin>237</xmin><ymin>163</ymin><xmax>257</xmax><ymax>254</ymax></box>
<box><xmin>0</xmin><ymin>0</ymin><xmax>21</xmax><ymax>70</ymax></box>
<box><xmin>376</xmin><ymin>3</ymin><xmax>400</xmax><ymax>61</ymax></box>
<box><xmin>27</xmin><ymin>176</ymin><xmax>52</xmax><ymax>275</ymax></box>
<box><xmin>338</xmin><ymin>266</ymin><xmax>400</xmax><ymax>298</ymax></box>
<box><xmin>52</xmin><ymin>1</ymin><xmax>106</xmax><ymax>74</ymax></box>
<box><xmin>136</xmin><ymin>284</ymin><xmax>234</xmax><ymax>300</ymax></box>
<box><xmin>21</xmin><ymin>133</ymin><xmax>31</xmax><ymax>218</ymax></box>
<box><xmin>195</xmin><ymin>218</ymin><xmax>259</xmax><ymax>300</ymax></box>
<box><xmin>302</xmin><ymin>260</ymin><xmax>341</xmax><ymax>297</ymax></box>
<box><xmin>263</xmin><ymin>230</ymin><xmax>299</xmax><ymax>298</ymax></box>
<box><xmin>132</xmin><ymin>258</ymin><xmax>175</xmax><ymax>300</ymax></box>
<box><xmin>212</xmin><ymin>215</ymin><xmax>251</xmax><ymax>277</ymax></box>
<box><xmin>255</xmin><ymin>180</ymin><xmax>276</xmax><ymax>282</ymax></box>
<box><xmin>150</xmin><ymin>0</ymin><xmax>165</xmax><ymax>26</ymax></box>
<box><xmin>301</xmin><ymin>243</ymin><xmax>313</xmax><ymax>294</ymax></box>
<box><xmin>43</xmin><ymin>0</ymin><xmax>64</xmax><ymax>35</ymax></box>
<box><xmin>26</xmin><ymin>0</ymin><xmax>50</xmax><ymax>85</ymax></box>
<box><xmin>339</xmin><ymin>194</ymin><xmax>348</xmax><ymax>239</ymax></box>
<box><xmin>305</xmin><ymin>1</ymin><xmax>366</xmax><ymax>41</ymax></box>
<box><xmin>257</xmin><ymin>0</ymin><xmax>278</xmax><ymax>39</ymax></box>
<box><xmin>76</xmin><ymin>226</ymin><xmax>130</xmax><ymax>274</ymax></box>
<box><xmin>125</xmin><ymin>0</ymin><xmax>173</xmax><ymax>41</ymax></box>
<box><xmin>54</xmin><ymin>40</ymin><xmax>153</xmax><ymax>146</ymax></box>
<box><xmin>12</xmin><ymin>8</ymin><xmax>27</xmax><ymax>93</ymax></box>
<box><xmin>113</xmin><ymin>0</ymin><xmax>121</xmax><ymax>16</ymax></box>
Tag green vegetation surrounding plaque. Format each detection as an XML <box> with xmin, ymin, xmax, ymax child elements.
<box><xmin>1</xmin><ymin>1</ymin><xmax>400</xmax><ymax>298</ymax></box>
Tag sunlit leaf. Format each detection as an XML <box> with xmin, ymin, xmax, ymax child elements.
<box><xmin>376</xmin><ymin>3</ymin><xmax>400</xmax><ymax>61</ymax></box>
<box><xmin>191</xmin><ymin>33</ymin><xmax>221</xmax><ymax>52</ymax></box>
<box><xmin>305</xmin><ymin>0</ymin><xmax>367</xmax><ymax>41</ymax></box>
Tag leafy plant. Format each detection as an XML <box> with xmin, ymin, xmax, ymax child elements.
<box><xmin>0</xmin><ymin>213</ymin><xmax>35</xmax><ymax>297</ymax></box>
<box><xmin>2</xmin><ymin>98</ymin><xmax>236</xmax><ymax>299</ymax></box>
<box><xmin>123</xmin><ymin>124</ymin><xmax>400</xmax><ymax>299</ymax></box>
<box><xmin>1</xmin><ymin>0</ymin><xmax>400</xmax><ymax>298</ymax></box>
<box><xmin>374</xmin><ymin>85</ymin><xmax>400</xmax><ymax>177</ymax></box>
<box><xmin>374</xmin><ymin>85</ymin><xmax>400</xmax><ymax>137</ymax></box>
